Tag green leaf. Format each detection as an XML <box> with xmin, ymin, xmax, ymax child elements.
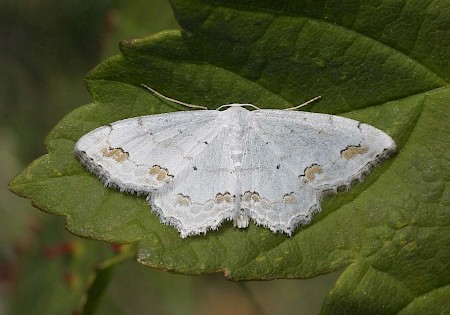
<box><xmin>9</xmin><ymin>0</ymin><xmax>449</xmax><ymax>313</ymax></box>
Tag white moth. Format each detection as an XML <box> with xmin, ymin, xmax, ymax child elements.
<box><xmin>74</xmin><ymin>85</ymin><xmax>396</xmax><ymax>237</ymax></box>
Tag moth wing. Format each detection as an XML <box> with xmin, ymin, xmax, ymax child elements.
<box><xmin>239</xmin><ymin>110</ymin><xmax>396</xmax><ymax>234</ymax></box>
<box><xmin>75</xmin><ymin>110</ymin><xmax>238</xmax><ymax>237</ymax></box>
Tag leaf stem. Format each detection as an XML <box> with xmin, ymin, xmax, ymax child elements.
<box><xmin>236</xmin><ymin>282</ymin><xmax>267</xmax><ymax>315</ymax></box>
<box><xmin>76</xmin><ymin>245</ymin><xmax>136</xmax><ymax>315</ymax></box>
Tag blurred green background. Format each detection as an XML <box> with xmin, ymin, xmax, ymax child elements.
<box><xmin>1</xmin><ymin>1</ymin><xmax>341</xmax><ymax>314</ymax></box>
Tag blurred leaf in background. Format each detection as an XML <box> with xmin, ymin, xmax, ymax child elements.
<box><xmin>0</xmin><ymin>0</ymin><xmax>112</xmax><ymax>161</ymax></box>
<box><xmin>0</xmin><ymin>0</ymin><xmax>118</xmax><ymax>313</ymax></box>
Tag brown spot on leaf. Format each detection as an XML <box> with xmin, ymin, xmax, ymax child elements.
<box><xmin>341</xmin><ymin>145</ymin><xmax>369</xmax><ymax>160</ymax></box>
<box><xmin>251</xmin><ymin>192</ymin><xmax>260</xmax><ymax>202</ymax></box>
<box><xmin>149</xmin><ymin>165</ymin><xmax>173</xmax><ymax>182</ymax></box>
<box><xmin>242</xmin><ymin>191</ymin><xmax>260</xmax><ymax>203</ymax></box>
<box><xmin>215</xmin><ymin>192</ymin><xmax>233</xmax><ymax>204</ymax></box>
<box><xmin>177</xmin><ymin>194</ymin><xmax>191</xmax><ymax>206</ymax></box>
<box><xmin>302</xmin><ymin>164</ymin><xmax>323</xmax><ymax>182</ymax></box>
<box><xmin>102</xmin><ymin>147</ymin><xmax>129</xmax><ymax>163</ymax></box>
<box><xmin>283</xmin><ymin>192</ymin><xmax>296</xmax><ymax>204</ymax></box>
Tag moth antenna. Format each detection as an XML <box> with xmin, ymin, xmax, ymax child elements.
<box><xmin>141</xmin><ymin>84</ymin><xmax>208</xmax><ymax>110</ymax></box>
<box><xmin>284</xmin><ymin>96</ymin><xmax>321</xmax><ymax>111</ymax></box>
